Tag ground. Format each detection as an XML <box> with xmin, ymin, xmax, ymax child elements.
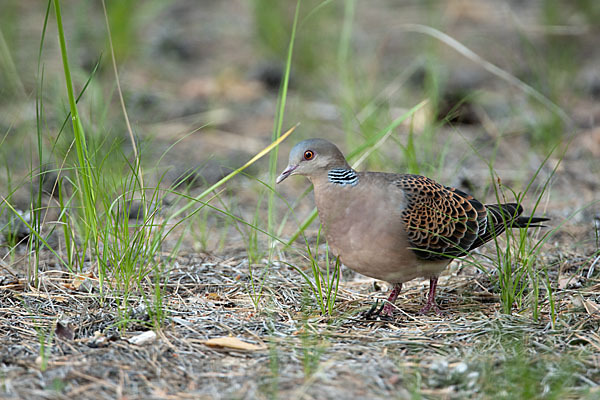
<box><xmin>1</xmin><ymin>0</ymin><xmax>600</xmax><ymax>399</ymax></box>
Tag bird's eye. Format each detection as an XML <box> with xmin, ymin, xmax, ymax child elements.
<box><xmin>303</xmin><ymin>150</ymin><xmax>314</xmax><ymax>160</ymax></box>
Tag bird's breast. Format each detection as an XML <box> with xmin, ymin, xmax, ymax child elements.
<box><xmin>313</xmin><ymin>182</ymin><xmax>444</xmax><ymax>282</ymax></box>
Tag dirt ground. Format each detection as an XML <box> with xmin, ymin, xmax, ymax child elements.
<box><xmin>1</xmin><ymin>1</ymin><xmax>600</xmax><ymax>399</ymax></box>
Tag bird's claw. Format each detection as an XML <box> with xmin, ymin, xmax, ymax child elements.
<box><xmin>361</xmin><ymin>300</ymin><xmax>394</xmax><ymax>321</ymax></box>
<box><xmin>419</xmin><ymin>301</ymin><xmax>442</xmax><ymax>315</ymax></box>
<box><xmin>364</xmin><ymin>299</ymin><xmax>384</xmax><ymax>318</ymax></box>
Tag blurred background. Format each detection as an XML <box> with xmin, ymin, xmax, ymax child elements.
<box><xmin>2</xmin><ymin>3</ymin><xmax>600</xmax><ymax>397</ymax></box>
<box><xmin>1</xmin><ymin>0</ymin><xmax>599</xmax><ymax>253</ymax></box>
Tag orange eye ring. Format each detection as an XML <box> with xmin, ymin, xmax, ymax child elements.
<box><xmin>303</xmin><ymin>150</ymin><xmax>314</xmax><ymax>160</ymax></box>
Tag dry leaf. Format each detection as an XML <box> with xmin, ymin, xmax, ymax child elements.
<box><xmin>558</xmin><ymin>274</ymin><xmax>582</xmax><ymax>289</ymax></box>
<box><xmin>63</xmin><ymin>273</ymin><xmax>96</xmax><ymax>292</ymax></box>
<box><xmin>71</xmin><ymin>274</ymin><xmax>87</xmax><ymax>290</ymax></box>
<box><xmin>55</xmin><ymin>321</ymin><xmax>74</xmax><ymax>341</ymax></box>
<box><xmin>88</xmin><ymin>331</ymin><xmax>109</xmax><ymax>348</ymax></box>
<box><xmin>206</xmin><ymin>292</ymin><xmax>221</xmax><ymax>300</ymax></box>
<box><xmin>573</xmin><ymin>294</ymin><xmax>600</xmax><ymax>318</ymax></box>
<box><xmin>582</xmin><ymin>298</ymin><xmax>600</xmax><ymax>318</ymax></box>
<box><xmin>571</xmin><ymin>295</ymin><xmax>584</xmax><ymax>309</ymax></box>
<box><xmin>203</xmin><ymin>336</ymin><xmax>265</xmax><ymax>352</ymax></box>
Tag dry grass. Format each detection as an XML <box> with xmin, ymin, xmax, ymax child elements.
<box><xmin>2</xmin><ymin>244</ymin><xmax>600</xmax><ymax>399</ymax></box>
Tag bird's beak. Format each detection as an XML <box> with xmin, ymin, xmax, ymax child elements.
<box><xmin>276</xmin><ymin>164</ymin><xmax>298</xmax><ymax>184</ymax></box>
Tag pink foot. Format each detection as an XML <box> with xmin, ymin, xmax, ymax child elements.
<box><xmin>382</xmin><ymin>283</ymin><xmax>402</xmax><ymax>317</ymax></box>
<box><xmin>419</xmin><ymin>277</ymin><xmax>442</xmax><ymax>315</ymax></box>
<box><xmin>419</xmin><ymin>300</ymin><xmax>441</xmax><ymax>315</ymax></box>
<box><xmin>381</xmin><ymin>302</ymin><xmax>396</xmax><ymax>317</ymax></box>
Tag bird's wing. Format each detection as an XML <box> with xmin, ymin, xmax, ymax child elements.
<box><xmin>394</xmin><ymin>175</ymin><xmax>487</xmax><ymax>260</ymax></box>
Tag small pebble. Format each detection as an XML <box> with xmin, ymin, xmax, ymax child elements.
<box><xmin>128</xmin><ymin>331</ymin><xmax>157</xmax><ymax>346</ymax></box>
<box><xmin>430</xmin><ymin>358</ymin><xmax>449</xmax><ymax>374</ymax></box>
<box><xmin>454</xmin><ymin>362</ymin><xmax>468</xmax><ymax>374</ymax></box>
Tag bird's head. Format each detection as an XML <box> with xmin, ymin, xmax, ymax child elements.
<box><xmin>276</xmin><ymin>138</ymin><xmax>351</xmax><ymax>184</ymax></box>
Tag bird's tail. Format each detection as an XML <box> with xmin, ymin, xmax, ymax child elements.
<box><xmin>464</xmin><ymin>203</ymin><xmax>550</xmax><ymax>253</ymax></box>
<box><xmin>512</xmin><ymin>215</ymin><xmax>551</xmax><ymax>228</ymax></box>
<box><xmin>486</xmin><ymin>203</ymin><xmax>550</xmax><ymax>229</ymax></box>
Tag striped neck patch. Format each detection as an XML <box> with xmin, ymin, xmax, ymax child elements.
<box><xmin>328</xmin><ymin>168</ymin><xmax>358</xmax><ymax>186</ymax></box>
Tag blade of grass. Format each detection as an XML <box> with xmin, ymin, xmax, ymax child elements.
<box><xmin>169</xmin><ymin>124</ymin><xmax>298</xmax><ymax>221</ymax></box>
<box><xmin>101</xmin><ymin>0</ymin><xmax>144</xmax><ymax>211</ymax></box>
<box><xmin>53</xmin><ymin>0</ymin><xmax>98</xmax><ymax>255</ymax></box>
<box><xmin>1</xmin><ymin>196</ymin><xmax>69</xmax><ymax>270</ymax></box>
<box><xmin>268</xmin><ymin>0</ymin><xmax>301</xmax><ymax>247</ymax></box>
<box><xmin>397</xmin><ymin>24</ymin><xmax>573</xmax><ymax>127</ymax></box>
<box><xmin>0</xmin><ymin>23</ymin><xmax>25</xmax><ymax>96</ymax></box>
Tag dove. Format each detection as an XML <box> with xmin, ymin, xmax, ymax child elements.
<box><xmin>277</xmin><ymin>138</ymin><xmax>549</xmax><ymax>316</ymax></box>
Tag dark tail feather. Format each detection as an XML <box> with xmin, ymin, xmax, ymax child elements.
<box><xmin>512</xmin><ymin>215</ymin><xmax>550</xmax><ymax>228</ymax></box>
<box><xmin>467</xmin><ymin>203</ymin><xmax>549</xmax><ymax>252</ymax></box>
<box><xmin>486</xmin><ymin>203</ymin><xmax>549</xmax><ymax>229</ymax></box>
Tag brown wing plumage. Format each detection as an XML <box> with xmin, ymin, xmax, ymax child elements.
<box><xmin>395</xmin><ymin>175</ymin><xmax>548</xmax><ymax>260</ymax></box>
<box><xmin>395</xmin><ymin>175</ymin><xmax>485</xmax><ymax>260</ymax></box>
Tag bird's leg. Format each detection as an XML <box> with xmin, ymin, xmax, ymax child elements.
<box><xmin>419</xmin><ymin>277</ymin><xmax>441</xmax><ymax>314</ymax></box>
<box><xmin>381</xmin><ymin>283</ymin><xmax>402</xmax><ymax>317</ymax></box>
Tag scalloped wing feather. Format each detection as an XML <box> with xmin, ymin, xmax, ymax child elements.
<box><xmin>395</xmin><ymin>175</ymin><xmax>484</xmax><ymax>261</ymax></box>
